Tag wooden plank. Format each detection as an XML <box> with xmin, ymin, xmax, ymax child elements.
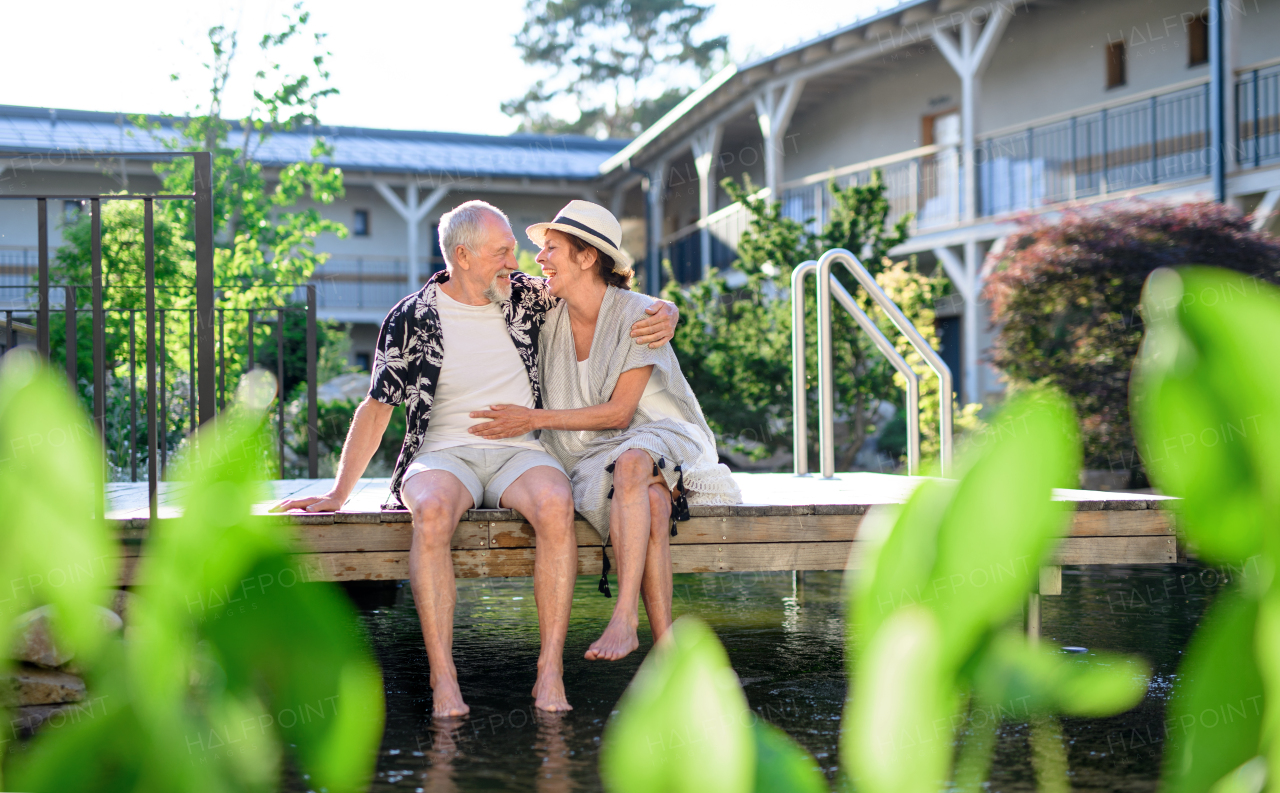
<box><xmin>1068</xmin><ymin>509</ymin><xmax>1174</xmax><ymax>537</ymax></box>
<box><xmin>1039</xmin><ymin>565</ymin><xmax>1063</xmax><ymax>596</ymax></box>
<box><xmin>1053</xmin><ymin>535</ymin><xmax>1177</xmax><ymax>565</ymax></box>
<box><xmin>488</xmin><ymin>514</ymin><xmax>864</xmax><ymax>549</ymax></box>
<box><xmin>280</xmin><ymin>540</ymin><xmax>859</xmax><ymax>582</ymax></box>
<box><xmin>295</xmin><ymin>522</ymin><xmax>489</xmax><ymax>553</ymax></box>
<box><xmin>670</xmin><ymin>542</ymin><xmax>858</xmax><ymax>574</ymax></box>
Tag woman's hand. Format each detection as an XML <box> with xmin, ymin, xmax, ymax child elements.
<box><xmin>468</xmin><ymin>404</ymin><xmax>539</xmax><ymax>439</ymax></box>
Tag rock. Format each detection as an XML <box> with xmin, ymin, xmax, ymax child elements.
<box><xmin>9</xmin><ymin>604</ymin><xmax>124</xmax><ymax>668</ymax></box>
<box><xmin>0</xmin><ymin>665</ymin><xmax>85</xmax><ymax>707</ymax></box>
<box><xmin>9</xmin><ymin>701</ymin><xmax>98</xmax><ymax>738</ymax></box>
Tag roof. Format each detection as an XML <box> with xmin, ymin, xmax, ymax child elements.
<box><xmin>0</xmin><ymin>104</ymin><xmax>628</xmax><ymax>181</ymax></box>
<box><xmin>599</xmin><ymin>0</ymin><xmax>939</xmax><ymax>175</ymax></box>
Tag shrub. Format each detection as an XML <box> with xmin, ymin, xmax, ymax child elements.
<box><xmin>983</xmin><ymin>201</ymin><xmax>1280</xmax><ymax>482</ymax></box>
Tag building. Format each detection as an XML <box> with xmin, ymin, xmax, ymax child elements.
<box><xmin>0</xmin><ymin>105</ymin><xmax>626</xmax><ymax>369</ymax></box>
<box><xmin>599</xmin><ymin>0</ymin><xmax>1280</xmax><ymax>406</ymax></box>
<box><xmin>2</xmin><ymin>0</ymin><xmax>1278</xmax><ymax>401</ymax></box>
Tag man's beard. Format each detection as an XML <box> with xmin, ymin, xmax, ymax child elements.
<box><xmin>484</xmin><ymin>270</ymin><xmax>513</xmax><ymax>304</ymax></box>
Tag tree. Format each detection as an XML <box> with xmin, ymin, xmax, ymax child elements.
<box><xmin>983</xmin><ymin>201</ymin><xmax>1280</xmax><ymax>483</ymax></box>
<box><xmin>49</xmin><ymin>2</ymin><xmax>352</xmax><ymax>478</ymax></box>
<box><xmin>663</xmin><ymin>174</ymin><xmax>967</xmax><ymax>472</ymax></box>
<box><xmin>504</xmin><ymin>0</ymin><xmax>728</xmax><ymax>138</ymax></box>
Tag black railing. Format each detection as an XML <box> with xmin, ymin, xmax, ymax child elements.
<box><xmin>1237</xmin><ymin>63</ymin><xmax>1280</xmax><ymax>167</ymax></box>
<box><xmin>0</xmin><ymin>152</ymin><xmax>319</xmax><ymax>518</ymax></box>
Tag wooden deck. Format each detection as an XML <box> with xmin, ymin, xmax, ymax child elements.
<box><xmin>108</xmin><ymin>473</ymin><xmax>1178</xmax><ymax>585</ymax></box>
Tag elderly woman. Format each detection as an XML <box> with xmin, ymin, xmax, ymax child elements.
<box><xmin>468</xmin><ymin>201</ymin><xmax>740</xmax><ymax>661</ymax></box>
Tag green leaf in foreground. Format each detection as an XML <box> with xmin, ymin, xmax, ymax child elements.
<box><xmin>8</xmin><ymin>372</ymin><xmax>384</xmax><ymax>793</ymax></box>
<box><xmin>752</xmin><ymin>720</ymin><xmax>827</xmax><ymax>793</ymax></box>
<box><xmin>601</xmin><ymin>616</ymin><xmax>826</xmax><ymax>793</ymax></box>
<box><xmin>0</xmin><ymin>352</ymin><xmax>117</xmax><ymax>665</ymax></box>
<box><xmin>1160</xmin><ymin>594</ymin><xmax>1264</xmax><ymax>793</ymax></box>
<box><xmin>601</xmin><ymin>617</ymin><xmax>755</xmax><ymax>793</ymax></box>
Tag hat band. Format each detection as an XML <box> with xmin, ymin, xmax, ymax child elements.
<box><xmin>552</xmin><ymin>216</ymin><xmax>618</xmax><ymax>253</ymax></box>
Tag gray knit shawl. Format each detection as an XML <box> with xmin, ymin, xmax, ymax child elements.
<box><xmin>538</xmin><ymin>286</ymin><xmax>741</xmax><ymax>542</ymax></box>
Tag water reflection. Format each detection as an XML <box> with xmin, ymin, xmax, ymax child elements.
<box><xmin>533</xmin><ymin>711</ymin><xmax>577</xmax><ymax>793</ymax></box>
<box><xmin>309</xmin><ymin>565</ymin><xmax>1220</xmax><ymax>792</ymax></box>
<box><xmin>421</xmin><ymin>722</ymin><xmax>464</xmax><ymax>793</ymax></box>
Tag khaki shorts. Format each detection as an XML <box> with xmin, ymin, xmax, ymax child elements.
<box><xmin>401</xmin><ymin>444</ymin><xmax>568</xmax><ymax>509</ymax></box>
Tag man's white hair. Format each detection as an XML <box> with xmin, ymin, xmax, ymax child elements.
<box><xmin>438</xmin><ymin>200</ymin><xmax>510</xmax><ymax>268</ymax></box>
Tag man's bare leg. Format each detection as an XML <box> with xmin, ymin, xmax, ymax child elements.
<box><xmin>639</xmin><ymin>483</ymin><xmax>674</xmax><ymax>643</ymax></box>
<box><xmin>402</xmin><ymin>471</ymin><xmax>475</xmax><ymax>718</ymax></box>
<box><xmin>586</xmin><ymin>450</ymin><xmax>664</xmax><ymax>661</ymax></box>
<box><xmin>499</xmin><ymin>466</ymin><xmax>577</xmax><ymax>712</ymax></box>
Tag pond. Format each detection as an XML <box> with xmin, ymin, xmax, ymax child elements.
<box><xmin>312</xmin><ymin>562</ymin><xmax>1236</xmax><ymax>792</ymax></box>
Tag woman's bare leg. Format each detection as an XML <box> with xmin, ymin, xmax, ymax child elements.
<box><xmin>639</xmin><ymin>483</ymin><xmax>674</xmax><ymax>643</ymax></box>
<box><xmin>586</xmin><ymin>449</ymin><xmax>663</xmax><ymax>661</ymax></box>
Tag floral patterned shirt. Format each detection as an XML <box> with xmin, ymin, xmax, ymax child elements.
<box><xmin>368</xmin><ymin>269</ymin><xmax>557</xmax><ymax>508</ymax></box>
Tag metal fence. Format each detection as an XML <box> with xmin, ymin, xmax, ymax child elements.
<box><xmin>309</xmin><ymin>256</ymin><xmax>444</xmax><ymax>310</ymax></box>
<box><xmin>1237</xmin><ymin>63</ymin><xmax>1280</xmax><ymax>167</ymax></box>
<box><xmin>1</xmin><ymin>152</ymin><xmax>320</xmax><ymax>516</ymax></box>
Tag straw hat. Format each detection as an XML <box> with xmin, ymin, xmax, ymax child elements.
<box><xmin>526</xmin><ymin>200</ymin><xmax>634</xmax><ymax>272</ymax></box>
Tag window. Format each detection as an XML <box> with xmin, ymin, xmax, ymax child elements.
<box><xmin>1188</xmin><ymin>12</ymin><xmax>1209</xmax><ymax>66</ymax></box>
<box><xmin>63</xmin><ymin>200</ymin><xmax>85</xmax><ymax>222</ymax></box>
<box><xmin>355</xmin><ymin>352</ymin><xmax>371</xmax><ymax>371</ymax></box>
<box><xmin>353</xmin><ymin>209</ymin><xmax>370</xmax><ymax>237</ymax></box>
<box><xmin>1106</xmin><ymin>40</ymin><xmax>1127</xmax><ymax>89</ymax></box>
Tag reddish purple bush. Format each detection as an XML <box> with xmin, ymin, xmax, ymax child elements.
<box><xmin>983</xmin><ymin>201</ymin><xmax>1280</xmax><ymax>482</ymax></box>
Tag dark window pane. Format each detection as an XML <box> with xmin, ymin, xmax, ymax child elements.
<box><xmin>1107</xmin><ymin>41</ymin><xmax>1127</xmax><ymax>89</ymax></box>
<box><xmin>1189</xmin><ymin>13</ymin><xmax>1209</xmax><ymax>66</ymax></box>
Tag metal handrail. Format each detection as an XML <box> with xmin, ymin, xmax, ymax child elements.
<box><xmin>792</xmin><ymin>260</ymin><xmax>920</xmax><ymax>475</ymax></box>
<box><xmin>812</xmin><ymin>249</ymin><xmax>953</xmax><ymax>477</ymax></box>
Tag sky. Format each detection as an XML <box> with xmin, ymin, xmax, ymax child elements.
<box><xmin>1</xmin><ymin>0</ymin><xmax>886</xmax><ymax>136</ymax></box>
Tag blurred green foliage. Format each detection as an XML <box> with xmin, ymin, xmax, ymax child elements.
<box><xmin>599</xmin><ymin>391</ymin><xmax>1152</xmax><ymax>792</ymax></box>
<box><xmin>845</xmin><ymin>390</ymin><xmax>1149</xmax><ymax>792</ymax></box>
<box><xmin>1130</xmin><ymin>266</ymin><xmax>1280</xmax><ymax>793</ymax></box>
<box><xmin>599</xmin><ymin>616</ymin><xmax>826</xmax><ymax>793</ymax></box>
<box><xmin>1</xmin><ymin>358</ymin><xmax>384</xmax><ymax>792</ymax></box>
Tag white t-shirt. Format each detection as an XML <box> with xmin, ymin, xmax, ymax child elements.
<box><xmin>420</xmin><ymin>290</ymin><xmax>544</xmax><ymax>453</ymax></box>
<box><xmin>576</xmin><ymin>358</ymin><xmax>718</xmax><ymax>461</ymax></box>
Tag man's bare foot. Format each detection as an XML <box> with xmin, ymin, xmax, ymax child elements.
<box><xmin>431</xmin><ymin>677</ymin><xmax>470</xmax><ymax>718</ymax></box>
<box><xmin>532</xmin><ymin>664</ymin><xmax>572</xmax><ymax>712</ymax></box>
<box><xmin>585</xmin><ymin>615</ymin><xmax>640</xmax><ymax>661</ymax></box>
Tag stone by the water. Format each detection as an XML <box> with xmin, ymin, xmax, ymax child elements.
<box><xmin>9</xmin><ymin>701</ymin><xmax>99</xmax><ymax>738</ymax></box>
<box><xmin>9</xmin><ymin>604</ymin><xmax>124</xmax><ymax>668</ymax></box>
<box><xmin>0</xmin><ymin>665</ymin><xmax>86</xmax><ymax>707</ymax></box>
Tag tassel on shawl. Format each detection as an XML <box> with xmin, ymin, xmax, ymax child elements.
<box><xmin>598</xmin><ymin>544</ymin><xmax>612</xmax><ymax>597</ymax></box>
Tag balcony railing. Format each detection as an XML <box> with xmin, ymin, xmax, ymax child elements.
<box><xmin>304</xmin><ymin>256</ymin><xmax>443</xmax><ymax>313</ymax></box>
<box><xmin>661</xmin><ymin>70</ymin><xmax>1280</xmax><ymax>280</ymax></box>
<box><xmin>1237</xmin><ymin>62</ymin><xmax>1280</xmax><ymax>167</ymax></box>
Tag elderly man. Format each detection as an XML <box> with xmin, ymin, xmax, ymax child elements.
<box><xmin>277</xmin><ymin>200</ymin><xmax>677</xmax><ymax>717</ymax></box>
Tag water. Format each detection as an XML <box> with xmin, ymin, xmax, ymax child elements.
<box><xmin>318</xmin><ymin>563</ymin><xmax>1234</xmax><ymax>792</ymax></box>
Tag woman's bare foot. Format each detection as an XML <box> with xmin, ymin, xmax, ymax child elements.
<box><xmin>585</xmin><ymin>615</ymin><xmax>640</xmax><ymax>661</ymax></box>
<box><xmin>532</xmin><ymin>663</ymin><xmax>573</xmax><ymax>712</ymax></box>
<box><xmin>431</xmin><ymin>676</ymin><xmax>470</xmax><ymax>718</ymax></box>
